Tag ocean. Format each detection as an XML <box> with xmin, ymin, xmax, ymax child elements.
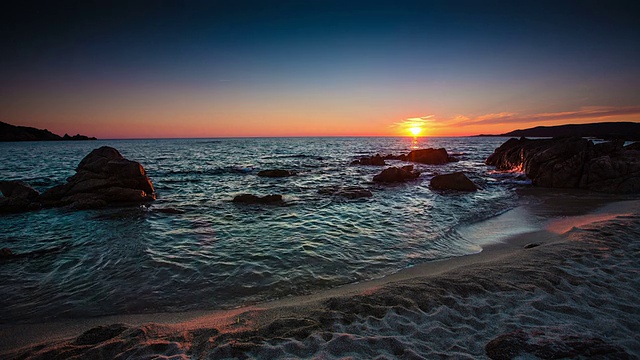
<box><xmin>1</xmin><ymin>137</ymin><xmax>526</xmax><ymax>323</ymax></box>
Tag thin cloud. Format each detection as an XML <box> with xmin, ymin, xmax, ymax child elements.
<box><xmin>390</xmin><ymin>115</ymin><xmax>434</xmax><ymax>128</ymax></box>
<box><xmin>450</xmin><ymin>106</ymin><xmax>640</xmax><ymax>127</ymax></box>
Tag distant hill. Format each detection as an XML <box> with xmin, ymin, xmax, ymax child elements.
<box><xmin>477</xmin><ymin>122</ymin><xmax>640</xmax><ymax>140</ymax></box>
<box><xmin>0</xmin><ymin>121</ymin><xmax>97</xmax><ymax>142</ymax></box>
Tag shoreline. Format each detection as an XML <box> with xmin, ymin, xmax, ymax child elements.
<box><xmin>3</xmin><ymin>197</ymin><xmax>639</xmax><ymax>357</ymax></box>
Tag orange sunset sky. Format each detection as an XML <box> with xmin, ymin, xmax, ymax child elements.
<box><xmin>1</xmin><ymin>1</ymin><xmax>639</xmax><ymax>139</ymax></box>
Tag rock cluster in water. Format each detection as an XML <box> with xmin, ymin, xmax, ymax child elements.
<box><xmin>350</xmin><ymin>148</ymin><xmax>475</xmax><ymax>188</ymax></box>
<box><xmin>486</xmin><ymin>137</ymin><xmax>640</xmax><ymax>193</ymax></box>
<box><xmin>352</xmin><ymin>148</ymin><xmax>459</xmax><ymax>166</ymax></box>
<box><xmin>0</xmin><ymin>146</ymin><xmax>155</xmax><ymax>213</ymax></box>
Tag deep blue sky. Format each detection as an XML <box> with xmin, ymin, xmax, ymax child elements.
<box><xmin>2</xmin><ymin>1</ymin><xmax>639</xmax><ymax>137</ymax></box>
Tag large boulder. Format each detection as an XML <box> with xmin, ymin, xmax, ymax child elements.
<box><xmin>486</xmin><ymin>137</ymin><xmax>640</xmax><ymax>193</ymax></box>
<box><xmin>0</xmin><ymin>181</ymin><xmax>41</xmax><ymax>213</ymax></box>
<box><xmin>373</xmin><ymin>165</ymin><xmax>420</xmax><ymax>183</ymax></box>
<box><xmin>430</xmin><ymin>172</ymin><xmax>478</xmax><ymax>191</ymax></box>
<box><xmin>403</xmin><ymin>148</ymin><xmax>451</xmax><ymax>164</ymax></box>
<box><xmin>40</xmin><ymin>146</ymin><xmax>155</xmax><ymax>209</ymax></box>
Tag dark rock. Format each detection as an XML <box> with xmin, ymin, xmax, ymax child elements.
<box><xmin>625</xmin><ymin>141</ymin><xmax>640</xmax><ymax>151</ymax></box>
<box><xmin>0</xmin><ymin>181</ymin><xmax>41</xmax><ymax>213</ymax></box>
<box><xmin>486</xmin><ymin>329</ymin><xmax>631</xmax><ymax>360</ymax></box>
<box><xmin>404</xmin><ymin>148</ymin><xmax>451</xmax><ymax>164</ymax></box>
<box><xmin>40</xmin><ymin>146</ymin><xmax>156</xmax><ymax>209</ymax></box>
<box><xmin>1</xmin><ymin>248</ymin><xmax>14</xmax><ymax>259</ymax></box>
<box><xmin>0</xmin><ymin>181</ymin><xmax>39</xmax><ymax>200</ymax></box>
<box><xmin>257</xmin><ymin>169</ymin><xmax>295</xmax><ymax>177</ymax></box>
<box><xmin>373</xmin><ymin>166</ymin><xmax>420</xmax><ymax>183</ymax></box>
<box><xmin>486</xmin><ymin>137</ymin><xmax>640</xmax><ymax>193</ymax></box>
<box><xmin>233</xmin><ymin>194</ymin><xmax>283</xmax><ymax>204</ymax></box>
<box><xmin>430</xmin><ymin>172</ymin><xmax>478</xmax><ymax>191</ymax></box>
<box><xmin>384</xmin><ymin>148</ymin><xmax>456</xmax><ymax>165</ymax></box>
<box><xmin>75</xmin><ymin>324</ymin><xmax>129</xmax><ymax>345</ymax></box>
<box><xmin>351</xmin><ymin>155</ymin><xmax>386</xmax><ymax>166</ymax></box>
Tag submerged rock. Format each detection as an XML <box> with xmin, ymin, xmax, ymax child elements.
<box><xmin>155</xmin><ymin>207</ymin><xmax>186</xmax><ymax>214</ymax></box>
<box><xmin>233</xmin><ymin>194</ymin><xmax>283</xmax><ymax>204</ymax></box>
<box><xmin>257</xmin><ymin>169</ymin><xmax>295</xmax><ymax>177</ymax></box>
<box><xmin>1</xmin><ymin>247</ymin><xmax>15</xmax><ymax>260</ymax></box>
<box><xmin>40</xmin><ymin>146</ymin><xmax>156</xmax><ymax>209</ymax></box>
<box><xmin>373</xmin><ymin>165</ymin><xmax>420</xmax><ymax>183</ymax></box>
<box><xmin>430</xmin><ymin>172</ymin><xmax>478</xmax><ymax>191</ymax></box>
<box><xmin>0</xmin><ymin>180</ymin><xmax>41</xmax><ymax>213</ymax></box>
<box><xmin>318</xmin><ymin>186</ymin><xmax>373</xmax><ymax>199</ymax></box>
<box><xmin>486</xmin><ymin>137</ymin><xmax>640</xmax><ymax>193</ymax></box>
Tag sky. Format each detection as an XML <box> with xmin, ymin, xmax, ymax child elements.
<box><xmin>1</xmin><ymin>0</ymin><xmax>639</xmax><ymax>138</ymax></box>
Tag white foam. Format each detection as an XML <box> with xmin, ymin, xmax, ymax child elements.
<box><xmin>456</xmin><ymin>207</ymin><xmax>542</xmax><ymax>246</ymax></box>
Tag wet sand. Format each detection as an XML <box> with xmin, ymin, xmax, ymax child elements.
<box><xmin>2</xmin><ymin>197</ymin><xmax>639</xmax><ymax>359</ymax></box>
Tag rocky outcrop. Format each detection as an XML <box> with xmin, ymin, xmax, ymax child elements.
<box><xmin>486</xmin><ymin>137</ymin><xmax>640</xmax><ymax>193</ymax></box>
<box><xmin>373</xmin><ymin>165</ymin><xmax>420</xmax><ymax>183</ymax></box>
<box><xmin>257</xmin><ymin>169</ymin><xmax>295</xmax><ymax>177</ymax></box>
<box><xmin>233</xmin><ymin>194</ymin><xmax>283</xmax><ymax>204</ymax></box>
<box><xmin>485</xmin><ymin>329</ymin><xmax>631</xmax><ymax>360</ymax></box>
<box><xmin>430</xmin><ymin>172</ymin><xmax>478</xmax><ymax>191</ymax></box>
<box><xmin>351</xmin><ymin>155</ymin><xmax>386</xmax><ymax>166</ymax></box>
<box><xmin>39</xmin><ymin>146</ymin><xmax>156</xmax><ymax>209</ymax></box>
<box><xmin>483</xmin><ymin>121</ymin><xmax>640</xmax><ymax>141</ymax></box>
<box><xmin>0</xmin><ymin>181</ymin><xmax>41</xmax><ymax>213</ymax></box>
<box><xmin>0</xmin><ymin>121</ymin><xmax>96</xmax><ymax>142</ymax></box>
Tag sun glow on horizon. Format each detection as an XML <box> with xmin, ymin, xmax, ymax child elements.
<box><xmin>408</xmin><ymin>127</ymin><xmax>423</xmax><ymax>137</ymax></box>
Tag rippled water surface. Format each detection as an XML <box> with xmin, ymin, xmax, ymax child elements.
<box><xmin>1</xmin><ymin>137</ymin><xmax>522</xmax><ymax>323</ymax></box>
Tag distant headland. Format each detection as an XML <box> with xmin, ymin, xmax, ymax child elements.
<box><xmin>0</xmin><ymin>121</ymin><xmax>97</xmax><ymax>142</ymax></box>
<box><xmin>476</xmin><ymin>121</ymin><xmax>640</xmax><ymax>140</ymax></box>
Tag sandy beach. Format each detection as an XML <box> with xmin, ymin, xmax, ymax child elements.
<box><xmin>2</xmin><ymin>193</ymin><xmax>639</xmax><ymax>359</ymax></box>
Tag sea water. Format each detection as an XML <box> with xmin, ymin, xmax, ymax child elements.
<box><xmin>0</xmin><ymin>137</ymin><xmax>525</xmax><ymax>323</ymax></box>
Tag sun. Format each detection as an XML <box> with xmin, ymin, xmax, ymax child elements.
<box><xmin>408</xmin><ymin>127</ymin><xmax>422</xmax><ymax>136</ymax></box>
